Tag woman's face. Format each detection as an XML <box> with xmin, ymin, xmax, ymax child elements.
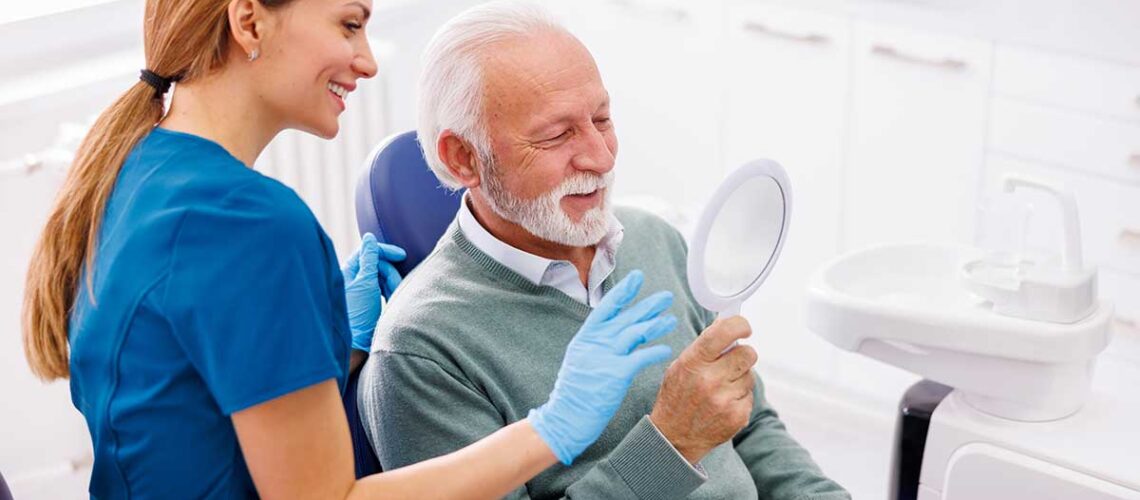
<box><xmin>255</xmin><ymin>0</ymin><xmax>377</xmax><ymax>139</ymax></box>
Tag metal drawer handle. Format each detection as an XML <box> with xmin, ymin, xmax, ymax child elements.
<box><xmin>1120</xmin><ymin>228</ymin><xmax>1140</xmax><ymax>246</ymax></box>
<box><xmin>0</xmin><ymin>154</ymin><xmax>44</xmax><ymax>177</ymax></box>
<box><xmin>742</xmin><ymin>21</ymin><xmax>831</xmax><ymax>45</ymax></box>
<box><xmin>871</xmin><ymin>43</ymin><xmax>967</xmax><ymax>71</ymax></box>
<box><xmin>71</xmin><ymin>451</ymin><xmax>94</xmax><ymax>471</ymax></box>
<box><xmin>609</xmin><ymin>0</ymin><xmax>688</xmax><ymax>22</ymax></box>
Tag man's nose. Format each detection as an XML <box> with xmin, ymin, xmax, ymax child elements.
<box><xmin>571</xmin><ymin>127</ymin><xmax>615</xmax><ymax>174</ymax></box>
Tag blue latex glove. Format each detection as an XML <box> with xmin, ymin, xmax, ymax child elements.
<box><xmin>342</xmin><ymin>233</ymin><xmax>406</xmax><ymax>352</ymax></box>
<box><xmin>528</xmin><ymin>269</ymin><xmax>678</xmax><ymax>465</ymax></box>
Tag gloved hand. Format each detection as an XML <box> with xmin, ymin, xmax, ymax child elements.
<box><xmin>528</xmin><ymin>269</ymin><xmax>678</xmax><ymax>465</ymax></box>
<box><xmin>342</xmin><ymin>233</ymin><xmax>406</xmax><ymax>352</ymax></box>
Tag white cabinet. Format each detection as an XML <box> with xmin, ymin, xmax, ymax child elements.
<box><xmin>989</xmin><ymin>99</ymin><xmax>1140</xmax><ymax>185</ymax></box>
<box><xmin>722</xmin><ymin>2</ymin><xmax>850</xmax><ymax>377</ymax></box>
<box><xmin>843</xmin><ymin>21</ymin><xmax>992</xmax><ymax>250</ymax></box>
<box><xmin>992</xmin><ymin>45</ymin><xmax>1140</xmax><ymax>124</ymax></box>
<box><xmin>549</xmin><ymin>0</ymin><xmax>726</xmax><ymax>211</ymax></box>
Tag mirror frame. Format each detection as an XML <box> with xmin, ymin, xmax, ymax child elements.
<box><xmin>687</xmin><ymin>158</ymin><xmax>793</xmax><ymax>316</ymax></box>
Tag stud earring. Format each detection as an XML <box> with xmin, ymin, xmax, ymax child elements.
<box><xmin>248</xmin><ymin>48</ymin><xmax>259</xmax><ymax>62</ymax></box>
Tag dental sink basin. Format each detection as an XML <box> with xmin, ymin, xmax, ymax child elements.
<box><xmin>807</xmin><ymin>175</ymin><xmax>1117</xmax><ymax>422</ymax></box>
<box><xmin>807</xmin><ymin>241</ymin><xmax>1113</xmax><ymax>422</ymax></box>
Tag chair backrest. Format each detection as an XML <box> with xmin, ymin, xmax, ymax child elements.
<box><xmin>0</xmin><ymin>470</ymin><xmax>12</xmax><ymax>500</ymax></box>
<box><xmin>344</xmin><ymin>130</ymin><xmax>463</xmax><ymax>478</ymax></box>
<box><xmin>354</xmin><ymin>130</ymin><xmax>464</xmax><ymax>277</ymax></box>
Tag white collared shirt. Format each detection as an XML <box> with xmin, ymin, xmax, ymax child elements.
<box><xmin>456</xmin><ymin>193</ymin><xmax>624</xmax><ymax>306</ymax></box>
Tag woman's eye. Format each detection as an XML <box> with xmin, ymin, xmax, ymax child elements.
<box><xmin>343</xmin><ymin>21</ymin><xmax>362</xmax><ymax>33</ymax></box>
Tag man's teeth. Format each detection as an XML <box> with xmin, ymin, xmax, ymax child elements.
<box><xmin>327</xmin><ymin>82</ymin><xmax>348</xmax><ymax>99</ymax></box>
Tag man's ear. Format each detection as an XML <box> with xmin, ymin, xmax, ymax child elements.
<box><xmin>438</xmin><ymin>131</ymin><xmax>482</xmax><ymax>189</ymax></box>
<box><xmin>228</xmin><ymin>0</ymin><xmax>266</xmax><ymax>60</ymax></box>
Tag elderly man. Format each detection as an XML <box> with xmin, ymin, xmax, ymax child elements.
<box><xmin>358</xmin><ymin>2</ymin><xmax>849</xmax><ymax>499</ymax></box>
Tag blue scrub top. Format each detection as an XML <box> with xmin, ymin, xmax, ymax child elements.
<box><xmin>68</xmin><ymin>128</ymin><xmax>351</xmax><ymax>499</ymax></box>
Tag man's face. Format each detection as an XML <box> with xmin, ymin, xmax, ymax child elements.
<box><xmin>475</xmin><ymin>30</ymin><xmax>618</xmax><ymax>247</ymax></box>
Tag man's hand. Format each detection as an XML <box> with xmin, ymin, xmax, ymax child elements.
<box><xmin>649</xmin><ymin>316</ymin><xmax>758</xmax><ymax>464</ymax></box>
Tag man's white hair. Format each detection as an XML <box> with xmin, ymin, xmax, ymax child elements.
<box><xmin>416</xmin><ymin>1</ymin><xmax>566</xmax><ymax>190</ymax></box>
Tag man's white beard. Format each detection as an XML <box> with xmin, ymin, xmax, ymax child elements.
<box><xmin>480</xmin><ymin>160</ymin><xmax>614</xmax><ymax>247</ymax></box>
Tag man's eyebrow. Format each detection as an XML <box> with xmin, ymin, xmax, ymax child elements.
<box><xmin>525</xmin><ymin>112</ymin><xmax>575</xmax><ymax>136</ymax></box>
<box><xmin>596</xmin><ymin>95</ymin><xmax>611</xmax><ymax>112</ymax></box>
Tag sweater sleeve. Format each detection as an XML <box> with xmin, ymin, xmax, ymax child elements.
<box><xmin>732</xmin><ymin>375</ymin><xmax>852</xmax><ymax>500</ymax></box>
<box><xmin>357</xmin><ymin>350</ymin><xmax>706</xmax><ymax>499</ymax></box>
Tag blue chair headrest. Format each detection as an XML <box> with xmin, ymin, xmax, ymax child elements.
<box><xmin>348</xmin><ymin>131</ymin><xmax>464</xmax><ymax>478</ymax></box>
<box><xmin>354</xmin><ymin>131</ymin><xmax>464</xmax><ymax>277</ymax></box>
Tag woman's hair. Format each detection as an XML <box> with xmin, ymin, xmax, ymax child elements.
<box><xmin>22</xmin><ymin>0</ymin><xmax>293</xmax><ymax>380</ymax></box>
<box><xmin>416</xmin><ymin>0</ymin><xmax>565</xmax><ymax>190</ymax></box>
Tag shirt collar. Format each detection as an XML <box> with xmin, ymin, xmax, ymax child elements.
<box><xmin>456</xmin><ymin>192</ymin><xmax>623</xmax><ymax>287</ymax></box>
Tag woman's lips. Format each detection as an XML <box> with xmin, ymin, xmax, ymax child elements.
<box><xmin>328</xmin><ymin>89</ymin><xmax>346</xmax><ymax>112</ymax></box>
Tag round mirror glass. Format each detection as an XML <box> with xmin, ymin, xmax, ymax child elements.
<box><xmin>703</xmin><ymin>176</ymin><xmax>786</xmax><ymax>297</ymax></box>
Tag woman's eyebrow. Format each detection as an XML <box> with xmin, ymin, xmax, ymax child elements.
<box><xmin>346</xmin><ymin>1</ymin><xmax>371</xmax><ymax>20</ymax></box>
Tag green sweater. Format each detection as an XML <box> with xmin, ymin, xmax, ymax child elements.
<box><xmin>358</xmin><ymin>207</ymin><xmax>849</xmax><ymax>500</ymax></box>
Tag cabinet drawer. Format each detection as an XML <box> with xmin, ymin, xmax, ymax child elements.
<box><xmin>845</xmin><ymin>20</ymin><xmax>991</xmax><ymax>249</ymax></box>
<box><xmin>984</xmin><ymin>155</ymin><xmax>1140</xmax><ymax>276</ymax></box>
<box><xmin>727</xmin><ymin>2</ymin><xmax>848</xmax><ymax>47</ymax></box>
<box><xmin>993</xmin><ymin>45</ymin><xmax>1140</xmax><ymax>124</ymax></box>
<box><xmin>989</xmin><ymin>98</ymin><xmax>1140</xmax><ymax>183</ymax></box>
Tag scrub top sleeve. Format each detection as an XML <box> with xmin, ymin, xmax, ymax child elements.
<box><xmin>164</xmin><ymin>180</ymin><xmax>347</xmax><ymax>415</ymax></box>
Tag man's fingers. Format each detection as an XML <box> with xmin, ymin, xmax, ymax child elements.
<box><xmin>719</xmin><ymin>344</ymin><xmax>758</xmax><ymax>381</ymax></box>
<box><xmin>614</xmin><ymin>315</ymin><xmax>677</xmax><ymax>354</ymax></box>
<box><xmin>587</xmin><ymin>270</ymin><xmax>645</xmax><ymax>325</ymax></box>
<box><xmin>691</xmin><ymin>317</ymin><xmax>752</xmax><ymax>362</ymax></box>
<box><xmin>731</xmin><ymin>373</ymin><xmax>756</xmax><ymax>401</ymax></box>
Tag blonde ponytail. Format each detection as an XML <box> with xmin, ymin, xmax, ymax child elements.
<box><xmin>21</xmin><ymin>0</ymin><xmax>249</xmax><ymax>380</ymax></box>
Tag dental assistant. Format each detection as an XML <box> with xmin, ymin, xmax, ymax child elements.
<box><xmin>20</xmin><ymin>0</ymin><xmax>680</xmax><ymax>498</ymax></box>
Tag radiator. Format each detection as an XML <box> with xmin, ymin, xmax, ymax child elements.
<box><xmin>2</xmin><ymin>74</ymin><xmax>393</xmax><ymax>264</ymax></box>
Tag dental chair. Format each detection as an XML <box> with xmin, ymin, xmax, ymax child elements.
<box><xmin>0</xmin><ymin>470</ymin><xmax>12</xmax><ymax>500</ymax></box>
<box><xmin>343</xmin><ymin>130</ymin><xmax>464</xmax><ymax>477</ymax></box>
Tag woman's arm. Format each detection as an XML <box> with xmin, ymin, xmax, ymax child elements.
<box><xmin>236</xmin><ymin>270</ymin><xmax>674</xmax><ymax>499</ymax></box>
<box><xmin>233</xmin><ymin>379</ymin><xmax>556</xmax><ymax>500</ymax></box>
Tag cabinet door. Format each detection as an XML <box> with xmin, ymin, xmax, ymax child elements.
<box><xmin>837</xmin><ymin>22</ymin><xmax>992</xmax><ymax>398</ymax></box>
<box><xmin>549</xmin><ymin>0</ymin><xmax>725</xmax><ymax>212</ymax></box>
<box><xmin>844</xmin><ymin>21</ymin><xmax>992</xmax><ymax>250</ymax></box>
<box><xmin>723</xmin><ymin>2</ymin><xmax>851</xmax><ymax>378</ymax></box>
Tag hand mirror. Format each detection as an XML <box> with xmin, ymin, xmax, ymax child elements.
<box><xmin>687</xmin><ymin>159</ymin><xmax>792</xmax><ymax>320</ymax></box>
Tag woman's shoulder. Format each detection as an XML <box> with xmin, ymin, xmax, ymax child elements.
<box><xmin>133</xmin><ymin>129</ymin><xmax>315</xmax><ymax>233</ymax></box>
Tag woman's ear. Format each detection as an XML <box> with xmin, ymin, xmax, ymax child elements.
<box><xmin>228</xmin><ymin>0</ymin><xmax>265</xmax><ymax>60</ymax></box>
<box><xmin>438</xmin><ymin>131</ymin><xmax>482</xmax><ymax>189</ymax></box>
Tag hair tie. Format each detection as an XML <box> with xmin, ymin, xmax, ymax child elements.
<box><xmin>139</xmin><ymin>69</ymin><xmax>178</xmax><ymax>97</ymax></box>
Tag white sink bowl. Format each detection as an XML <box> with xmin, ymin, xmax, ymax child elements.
<box><xmin>806</xmin><ymin>243</ymin><xmax>1113</xmax><ymax>421</ymax></box>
